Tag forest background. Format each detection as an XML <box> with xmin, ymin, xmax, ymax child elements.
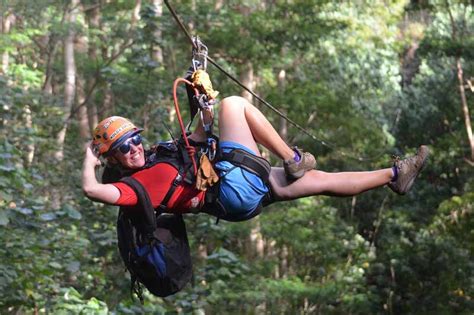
<box><xmin>0</xmin><ymin>0</ymin><xmax>473</xmax><ymax>314</ymax></box>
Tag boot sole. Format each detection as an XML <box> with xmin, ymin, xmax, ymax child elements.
<box><xmin>287</xmin><ymin>169</ymin><xmax>305</xmax><ymax>180</ymax></box>
<box><xmin>397</xmin><ymin>147</ymin><xmax>430</xmax><ymax>194</ymax></box>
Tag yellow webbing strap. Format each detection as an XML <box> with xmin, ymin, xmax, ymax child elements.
<box><xmin>191</xmin><ymin>70</ymin><xmax>219</xmax><ymax>100</ymax></box>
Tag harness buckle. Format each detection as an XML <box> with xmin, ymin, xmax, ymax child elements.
<box><xmin>174</xmin><ymin>173</ymin><xmax>183</xmax><ymax>186</ymax></box>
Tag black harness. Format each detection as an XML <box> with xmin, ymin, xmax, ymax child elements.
<box><xmin>102</xmin><ymin>138</ymin><xmax>274</xmax><ymax>222</ymax></box>
<box><xmin>201</xmin><ymin>147</ymin><xmax>273</xmax><ymax>222</ymax></box>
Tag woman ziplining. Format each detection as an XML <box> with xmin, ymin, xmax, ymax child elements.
<box><xmin>81</xmin><ymin>67</ymin><xmax>429</xmax><ymax>299</ymax></box>
<box><xmin>82</xmin><ymin>92</ymin><xmax>429</xmax><ymax>221</ymax></box>
<box><xmin>82</xmin><ymin>26</ymin><xmax>429</xmax><ymax>215</ymax></box>
<box><xmin>82</xmin><ymin>1</ymin><xmax>430</xmax><ymax>293</ymax></box>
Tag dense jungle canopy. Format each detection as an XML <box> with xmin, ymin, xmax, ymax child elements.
<box><xmin>1</xmin><ymin>0</ymin><xmax>473</xmax><ymax>314</ymax></box>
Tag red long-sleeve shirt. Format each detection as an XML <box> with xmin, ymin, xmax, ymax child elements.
<box><xmin>111</xmin><ymin>163</ymin><xmax>205</xmax><ymax>213</ymax></box>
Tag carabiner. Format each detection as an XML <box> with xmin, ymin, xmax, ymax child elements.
<box><xmin>192</xmin><ymin>36</ymin><xmax>208</xmax><ymax>71</ymax></box>
<box><xmin>200</xmin><ymin>109</ymin><xmax>213</xmax><ymax>135</ymax></box>
<box><xmin>207</xmin><ymin>137</ymin><xmax>217</xmax><ymax>161</ymax></box>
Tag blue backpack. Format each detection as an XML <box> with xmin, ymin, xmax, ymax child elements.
<box><xmin>116</xmin><ymin>177</ymin><xmax>192</xmax><ymax>302</ymax></box>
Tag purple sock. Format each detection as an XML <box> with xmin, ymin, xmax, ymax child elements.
<box><xmin>391</xmin><ymin>165</ymin><xmax>398</xmax><ymax>182</ymax></box>
<box><xmin>293</xmin><ymin>150</ymin><xmax>301</xmax><ymax>162</ymax></box>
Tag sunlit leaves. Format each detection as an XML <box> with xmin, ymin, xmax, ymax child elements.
<box><xmin>48</xmin><ymin>288</ymin><xmax>109</xmax><ymax>314</ymax></box>
<box><xmin>0</xmin><ymin>0</ymin><xmax>472</xmax><ymax>313</ymax></box>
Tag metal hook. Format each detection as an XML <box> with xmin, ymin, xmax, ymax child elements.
<box><xmin>192</xmin><ymin>36</ymin><xmax>208</xmax><ymax>71</ymax></box>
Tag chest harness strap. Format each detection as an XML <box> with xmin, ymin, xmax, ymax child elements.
<box><xmin>157</xmin><ymin>173</ymin><xmax>183</xmax><ymax>211</ymax></box>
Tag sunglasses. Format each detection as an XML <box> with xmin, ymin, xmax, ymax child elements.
<box><xmin>117</xmin><ymin>134</ymin><xmax>142</xmax><ymax>154</ymax></box>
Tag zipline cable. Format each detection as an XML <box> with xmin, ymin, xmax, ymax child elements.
<box><xmin>163</xmin><ymin>0</ymin><xmax>387</xmax><ymax>161</ymax></box>
<box><xmin>163</xmin><ymin>1</ymin><xmax>333</xmax><ymax>145</ymax></box>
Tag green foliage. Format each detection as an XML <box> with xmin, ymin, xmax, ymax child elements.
<box><xmin>369</xmin><ymin>191</ymin><xmax>474</xmax><ymax>314</ymax></box>
<box><xmin>48</xmin><ymin>288</ymin><xmax>109</xmax><ymax>314</ymax></box>
<box><xmin>1</xmin><ymin>0</ymin><xmax>473</xmax><ymax>313</ymax></box>
<box><xmin>260</xmin><ymin>199</ymin><xmax>376</xmax><ymax>314</ymax></box>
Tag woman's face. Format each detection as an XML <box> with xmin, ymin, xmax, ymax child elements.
<box><xmin>112</xmin><ymin>134</ymin><xmax>146</xmax><ymax>169</ymax></box>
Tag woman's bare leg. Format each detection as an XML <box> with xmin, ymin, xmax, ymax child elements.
<box><xmin>270</xmin><ymin>167</ymin><xmax>393</xmax><ymax>200</ymax></box>
<box><xmin>218</xmin><ymin>96</ymin><xmax>294</xmax><ymax>160</ymax></box>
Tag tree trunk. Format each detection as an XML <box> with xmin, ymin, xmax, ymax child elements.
<box><xmin>85</xmin><ymin>1</ymin><xmax>100</xmax><ymax>130</ymax></box>
<box><xmin>50</xmin><ymin>1</ymin><xmax>80</xmax><ymax>210</ymax></box>
<box><xmin>132</xmin><ymin>0</ymin><xmax>141</xmax><ymax>28</ymax></box>
<box><xmin>446</xmin><ymin>3</ymin><xmax>474</xmax><ymax>162</ymax></box>
<box><xmin>77</xmin><ymin>75</ymin><xmax>90</xmax><ymax>149</ymax></box>
<box><xmin>23</xmin><ymin>106</ymin><xmax>35</xmax><ymax>167</ymax></box>
<box><xmin>42</xmin><ymin>36</ymin><xmax>59</xmax><ymax>94</ymax></box>
<box><xmin>102</xmin><ymin>83</ymin><xmax>115</xmax><ymax>116</ymax></box>
<box><xmin>54</xmin><ymin>0</ymin><xmax>79</xmax><ymax>162</ymax></box>
<box><xmin>188</xmin><ymin>0</ymin><xmax>196</xmax><ymax>33</ymax></box>
<box><xmin>42</xmin><ymin>9</ymin><xmax>63</xmax><ymax>94</ymax></box>
<box><xmin>74</xmin><ymin>7</ymin><xmax>89</xmax><ymax>147</ymax></box>
<box><xmin>198</xmin><ymin>243</ymin><xmax>207</xmax><ymax>260</ymax></box>
<box><xmin>400</xmin><ymin>42</ymin><xmax>420</xmax><ymax>88</ymax></box>
<box><xmin>399</xmin><ymin>12</ymin><xmax>423</xmax><ymax>89</ymax></box>
<box><xmin>250</xmin><ymin>221</ymin><xmax>265</xmax><ymax>258</ymax></box>
<box><xmin>239</xmin><ymin>60</ymin><xmax>255</xmax><ymax>102</ymax></box>
<box><xmin>151</xmin><ymin>0</ymin><xmax>163</xmax><ymax>64</ymax></box>
<box><xmin>277</xmin><ymin>69</ymin><xmax>288</xmax><ymax>141</ymax></box>
<box><xmin>214</xmin><ymin>0</ymin><xmax>224</xmax><ymax>11</ymax></box>
<box><xmin>456</xmin><ymin>58</ymin><xmax>474</xmax><ymax>161</ymax></box>
<box><xmin>280</xmin><ymin>245</ymin><xmax>289</xmax><ymax>277</ymax></box>
<box><xmin>1</xmin><ymin>12</ymin><xmax>15</xmax><ymax>74</ymax></box>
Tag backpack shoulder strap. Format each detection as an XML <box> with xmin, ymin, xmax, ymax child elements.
<box><xmin>120</xmin><ymin>176</ymin><xmax>157</xmax><ymax>237</ymax></box>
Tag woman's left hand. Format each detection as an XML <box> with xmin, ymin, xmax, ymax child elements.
<box><xmin>84</xmin><ymin>142</ymin><xmax>102</xmax><ymax>168</ymax></box>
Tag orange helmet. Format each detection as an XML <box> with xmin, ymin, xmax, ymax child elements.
<box><xmin>92</xmin><ymin>116</ymin><xmax>143</xmax><ymax>156</ymax></box>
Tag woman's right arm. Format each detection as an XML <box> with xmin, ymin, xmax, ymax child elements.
<box><xmin>82</xmin><ymin>145</ymin><xmax>121</xmax><ymax>204</ymax></box>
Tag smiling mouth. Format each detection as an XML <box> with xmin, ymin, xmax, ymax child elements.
<box><xmin>130</xmin><ymin>152</ymin><xmax>141</xmax><ymax>161</ymax></box>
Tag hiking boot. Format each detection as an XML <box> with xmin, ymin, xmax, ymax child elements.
<box><xmin>284</xmin><ymin>147</ymin><xmax>317</xmax><ymax>180</ymax></box>
<box><xmin>388</xmin><ymin>145</ymin><xmax>429</xmax><ymax>195</ymax></box>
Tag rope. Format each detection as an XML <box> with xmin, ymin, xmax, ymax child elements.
<box><xmin>172</xmin><ymin>77</ymin><xmax>199</xmax><ymax>175</ymax></box>
<box><xmin>163</xmin><ymin>0</ymin><xmax>388</xmax><ymax>162</ymax></box>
